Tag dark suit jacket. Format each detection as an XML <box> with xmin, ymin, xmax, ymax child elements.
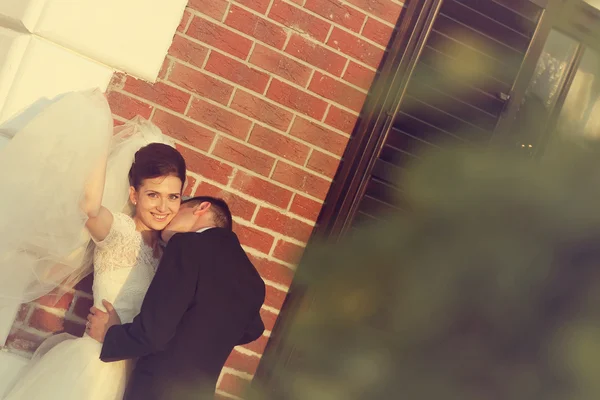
<box><xmin>100</xmin><ymin>229</ymin><xmax>266</xmax><ymax>400</ymax></box>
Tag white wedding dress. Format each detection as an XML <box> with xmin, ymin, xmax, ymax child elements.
<box><xmin>4</xmin><ymin>213</ymin><xmax>160</xmax><ymax>400</ymax></box>
<box><xmin>0</xmin><ymin>90</ymin><xmax>175</xmax><ymax>400</ymax></box>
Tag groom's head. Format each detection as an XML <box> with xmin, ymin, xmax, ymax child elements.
<box><xmin>161</xmin><ymin>196</ymin><xmax>232</xmax><ymax>242</ymax></box>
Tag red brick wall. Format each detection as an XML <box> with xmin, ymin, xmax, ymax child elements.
<box><xmin>5</xmin><ymin>0</ymin><xmax>404</xmax><ymax>397</ymax></box>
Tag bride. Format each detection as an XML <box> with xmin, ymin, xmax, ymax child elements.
<box><xmin>0</xmin><ymin>90</ymin><xmax>187</xmax><ymax>400</ymax></box>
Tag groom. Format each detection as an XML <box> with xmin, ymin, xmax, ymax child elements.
<box><xmin>87</xmin><ymin>196</ymin><xmax>266</xmax><ymax>400</ymax></box>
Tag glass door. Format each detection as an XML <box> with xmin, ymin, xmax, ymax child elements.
<box><xmin>502</xmin><ymin>0</ymin><xmax>600</xmax><ymax>154</ymax></box>
<box><xmin>506</xmin><ymin>29</ymin><xmax>580</xmax><ymax>155</ymax></box>
<box><xmin>556</xmin><ymin>47</ymin><xmax>600</xmax><ymax>140</ymax></box>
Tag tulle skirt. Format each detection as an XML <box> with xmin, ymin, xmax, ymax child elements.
<box><xmin>3</xmin><ymin>335</ymin><xmax>131</xmax><ymax>400</ymax></box>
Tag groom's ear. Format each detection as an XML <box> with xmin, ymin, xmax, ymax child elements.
<box><xmin>193</xmin><ymin>201</ymin><xmax>212</xmax><ymax>215</ymax></box>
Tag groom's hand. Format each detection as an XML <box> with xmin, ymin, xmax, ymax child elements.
<box><xmin>86</xmin><ymin>300</ymin><xmax>121</xmax><ymax>343</ymax></box>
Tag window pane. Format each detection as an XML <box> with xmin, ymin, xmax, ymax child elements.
<box><xmin>510</xmin><ymin>30</ymin><xmax>579</xmax><ymax>152</ymax></box>
<box><xmin>557</xmin><ymin>48</ymin><xmax>600</xmax><ymax>139</ymax></box>
<box><xmin>528</xmin><ymin>31</ymin><xmax>579</xmax><ymax>108</ymax></box>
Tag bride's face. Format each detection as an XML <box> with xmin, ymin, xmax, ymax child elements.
<box><xmin>129</xmin><ymin>175</ymin><xmax>183</xmax><ymax>231</ymax></box>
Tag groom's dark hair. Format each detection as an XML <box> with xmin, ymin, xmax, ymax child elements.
<box><xmin>183</xmin><ymin>196</ymin><xmax>233</xmax><ymax>231</ymax></box>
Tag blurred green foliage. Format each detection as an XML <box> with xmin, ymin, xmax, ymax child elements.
<box><xmin>249</xmin><ymin>140</ymin><xmax>600</xmax><ymax>400</ymax></box>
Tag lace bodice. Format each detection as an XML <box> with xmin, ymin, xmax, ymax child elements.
<box><xmin>92</xmin><ymin>213</ymin><xmax>160</xmax><ymax>323</ymax></box>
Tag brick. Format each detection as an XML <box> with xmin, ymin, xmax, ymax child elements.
<box><xmin>187</xmin><ymin>97</ymin><xmax>252</xmax><ymax>139</ymax></box>
<box><xmin>187</xmin><ymin>16</ymin><xmax>253</xmax><ymax>60</ymax></box>
<box><xmin>290</xmin><ymin>194</ymin><xmax>322</xmax><ymax>221</ymax></box>
<box><xmin>169</xmin><ymin>62</ymin><xmax>233</xmax><ymax>105</ymax></box>
<box><xmin>158</xmin><ymin>58</ymin><xmax>171</xmax><ymax>80</ymax></box>
<box><xmin>249</xmin><ymin>44</ymin><xmax>312</xmax><ymax>86</ymax></box>
<box><xmin>5</xmin><ymin>329</ymin><xmax>46</xmax><ymax>353</ymax></box>
<box><xmin>225</xmin><ymin>349</ymin><xmax>262</xmax><ymax>375</ymax></box>
<box><xmin>153</xmin><ymin>109</ymin><xmax>216</xmax><ymax>152</ymax></box>
<box><xmin>255</xmin><ymin>207</ymin><xmax>314</xmax><ymax>242</ymax></box>
<box><xmin>260</xmin><ymin>308</ymin><xmax>278</xmax><ymax>331</ymax></box>
<box><xmin>269</xmin><ymin>0</ymin><xmax>330</xmax><ymax>42</ymax></box>
<box><xmin>168</xmin><ymin>34</ymin><xmax>209</xmax><ymax>69</ymax></box>
<box><xmin>290</xmin><ymin>117</ymin><xmax>349</xmax><ymax>155</ymax></box>
<box><xmin>231</xmin><ymin>90</ymin><xmax>293</xmax><ymax>132</ymax></box>
<box><xmin>107</xmin><ymin>91</ymin><xmax>153</xmax><ymax>120</ymax></box>
<box><xmin>236</xmin><ymin>0</ymin><xmax>270</xmax><ymax>13</ymax></box>
<box><xmin>362</xmin><ymin>17</ymin><xmax>395</xmax><ymax>47</ymax></box>
<box><xmin>248</xmin><ymin>254</ymin><xmax>295</xmax><ymax>287</ymax></box>
<box><xmin>234</xmin><ymin>223</ymin><xmax>275</xmax><ymax>254</ymax></box>
<box><xmin>226</xmin><ymin>5</ymin><xmax>287</xmax><ymax>49</ymax></box>
<box><xmin>184</xmin><ymin>175</ymin><xmax>197</xmax><ymax>196</ymax></box>
<box><xmin>231</xmin><ymin>170</ymin><xmax>293</xmax><ymax>208</ymax></box>
<box><xmin>29</xmin><ymin>308</ymin><xmax>65</xmax><ymax>333</ymax></box>
<box><xmin>218</xmin><ymin>373</ymin><xmax>251</xmax><ymax>397</ymax></box>
<box><xmin>273</xmin><ymin>240</ymin><xmax>305</xmax><ymax>264</ymax></box>
<box><xmin>188</xmin><ymin>0</ymin><xmax>229</xmax><ymax>20</ymax></box>
<box><xmin>196</xmin><ymin>181</ymin><xmax>257</xmax><ymax>221</ymax></box>
<box><xmin>177</xmin><ymin>145</ymin><xmax>234</xmax><ymax>185</ymax></box>
<box><xmin>267</xmin><ymin>79</ymin><xmax>328</xmax><ymax>119</ymax></box>
<box><xmin>345</xmin><ymin>0</ymin><xmax>403</xmax><ymax>24</ymax></box>
<box><xmin>307</xmin><ymin>150</ymin><xmax>340</xmax><ymax>178</ymax></box>
<box><xmin>177</xmin><ymin>10</ymin><xmax>192</xmax><ymax>32</ymax></box>
<box><xmin>124</xmin><ymin>79</ymin><xmax>190</xmax><ymax>113</ymax></box>
<box><xmin>264</xmin><ymin>284</ymin><xmax>287</xmax><ymax>310</ymax></box>
<box><xmin>272</xmin><ymin>161</ymin><xmax>330</xmax><ymax>199</ymax></box>
<box><xmin>16</xmin><ymin>304</ymin><xmax>30</xmax><ymax>323</ymax></box>
<box><xmin>212</xmin><ymin>136</ymin><xmax>275</xmax><ymax>176</ymax></box>
<box><xmin>248</xmin><ymin>125</ymin><xmax>310</xmax><ymax>165</ymax></box>
<box><xmin>35</xmin><ymin>290</ymin><xmax>74</xmax><ymax>310</ymax></box>
<box><xmin>308</xmin><ymin>72</ymin><xmax>367</xmax><ymax>112</ymax></box>
<box><xmin>74</xmin><ymin>274</ymin><xmax>93</xmax><ymax>294</ymax></box>
<box><xmin>63</xmin><ymin>319</ymin><xmax>86</xmax><ymax>337</ymax></box>
<box><xmin>305</xmin><ymin>0</ymin><xmax>366</xmax><ymax>32</ymax></box>
<box><xmin>327</xmin><ymin>27</ymin><xmax>385</xmax><ymax>68</ymax></box>
<box><xmin>343</xmin><ymin>61</ymin><xmax>376</xmax><ymax>90</ymax></box>
<box><xmin>108</xmin><ymin>72</ymin><xmax>127</xmax><ymax>90</ymax></box>
<box><xmin>205</xmin><ymin>52</ymin><xmax>270</xmax><ymax>94</ymax></box>
<box><xmin>285</xmin><ymin>34</ymin><xmax>346</xmax><ymax>76</ymax></box>
<box><xmin>241</xmin><ymin>332</ymin><xmax>269</xmax><ymax>354</ymax></box>
<box><xmin>72</xmin><ymin>296</ymin><xmax>94</xmax><ymax>320</ymax></box>
<box><xmin>324</xmin><ymin>106</ymin><xmax>358</xmax><ymax>134</ymax></box>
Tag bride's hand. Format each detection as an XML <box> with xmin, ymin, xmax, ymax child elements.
<box><xmin>86</xmin><ymin>300</ymin><xmax>121</xmax><ymax>343</ymax></box>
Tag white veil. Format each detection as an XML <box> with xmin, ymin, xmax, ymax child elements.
<box><xmin>0</xmin><ymin>90</ymin><xmax>173</xmax><ymax>308</ymax></box>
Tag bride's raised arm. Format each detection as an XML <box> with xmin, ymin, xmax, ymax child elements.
<box><xmin>83</xmin><ymin>144</ymin><xmax>115</xmax><ymax>242</ymax></box>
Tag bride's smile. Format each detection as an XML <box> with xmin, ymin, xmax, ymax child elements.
<box><xmin>151</xmin><ymin>213</ymin><xmax>169</xmax><ymax>221</ymax></box>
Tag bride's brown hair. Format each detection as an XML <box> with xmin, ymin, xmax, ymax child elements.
<box><xmin>128</xmin><ymin>143</ymin><xmax>186</xmax><ymax>190</ymax></box>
